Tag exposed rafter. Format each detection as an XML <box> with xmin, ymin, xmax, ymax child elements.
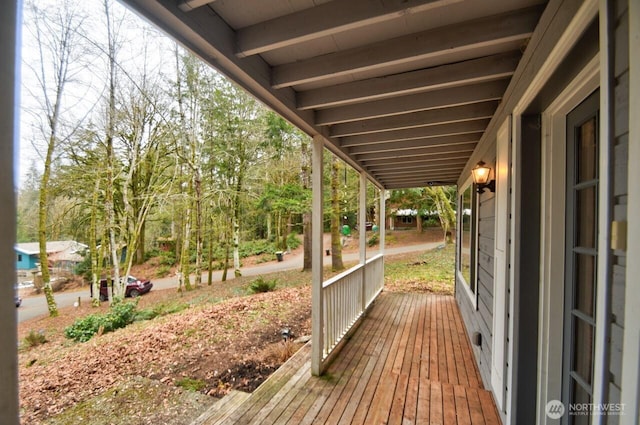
<box><xmin>347</xmin><ymin>133</ymin><xmax>482</xmax><ymax>155</ymax></box>
<box><xmin>354</xmin><ymin>142</ymin><xmax>477</xmax><ymax>161</ymax></box>
<box><xmin>236</xmin><ymin>0</ymin><xmax>460</xmax><ymax>57</ymax></box>
<box><xmin>316</xmin><ymin>80</ymin><xmax>509</xmax><ymax>126</ymax></box>
<box><xmin>366</xmin><ymin>159</ymin><xmax>468</xmax><ymax>173</ymax></box>
<box><xmin>330</xmin><ymin>101</ymin><xmax>498</xmax><ymax>138</ymax></box>
<box><xmin>272</xmin><ymin>6</ymin><xmax>543</xmax><ymax>88</ymax></box>
<box><xmin>297</xmin><ymin>52</ymin><xmax>521</xmax><ymax>110</ymax></box>
<box><xmin>339</xmin><ymin>120</ymin><xmax>490</xmax><ymax>147</ymax></box>
<box><xmin>361</xmin><ymin>151</ymin><xmax>473</xmax><ymax>167</ymax></box>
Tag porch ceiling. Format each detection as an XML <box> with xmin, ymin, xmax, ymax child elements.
<box><xmin>122</xmin><ymin>0</ymin><xmax>547</xmax><ymax>189</ymax></box>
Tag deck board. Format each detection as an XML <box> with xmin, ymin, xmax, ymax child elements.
<box><xmin>200</xmin><ymin>293</ymin><xmax>500</xmax><ymax>425</ymax></box>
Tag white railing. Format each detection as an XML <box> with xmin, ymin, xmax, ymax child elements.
<box><xmin>321</xmin><ymin>254</ymin><xmax>385</xmax><ymax>361</ymax></box>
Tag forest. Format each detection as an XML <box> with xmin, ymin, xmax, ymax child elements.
<box><xmin>17</xmin><ymin>0</ymin><xmax>456</xmax><ymax>317</ymax></box>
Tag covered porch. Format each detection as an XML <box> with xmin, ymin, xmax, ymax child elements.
<box><xmin>194</xmin><ymin>292</ymin><xmax>501</xmax><ymax>425</ymax></box>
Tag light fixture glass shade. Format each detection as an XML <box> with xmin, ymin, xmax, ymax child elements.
<box><xmin>471</xmin><ymin>161</ymin><xmax>491</xmax><ymax>185</ymax></box>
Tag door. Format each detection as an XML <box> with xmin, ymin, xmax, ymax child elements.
<box><xmin>562</xmin><ymin>89</ymin><xmax>599</xmax><ymax>425</ymax></box>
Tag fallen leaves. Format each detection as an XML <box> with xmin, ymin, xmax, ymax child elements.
<box><xmin>19</xmin><ymin>286</ymin><xmax>311</xmax><ymax>424</ymax></box>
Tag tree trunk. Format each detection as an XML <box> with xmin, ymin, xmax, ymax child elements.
<box><xmin>193</xmin><ymin>170</ymin><xmax>203</xmax><ymax>287</ymax></box>
<box><xmin>38</xmin><ymin>132</ymin><xmax>58</xmax><ymax>317</ymax></box>
<box><xmin>90</xmin><ymin>178</ymin><xmax>101</xmax><ymax>306</ymax></box>
<box><xmin>330</xmin><ymin>156</ymin><xmax>344</xmax><ymax>271</ymax></box>
<box><xmin>232</xmin><ymin>173</ymin><xmax>243</xmax><ymax>278</ymax></box>
<box><xmin>417</xmin><ymin>214</ymin><xmax>423</xmax><ymax>233</ymax></box>
<box><xmin>178</xmin><ymin>184</ymin><xmax>193</xmax><ymax>292</ymax></box>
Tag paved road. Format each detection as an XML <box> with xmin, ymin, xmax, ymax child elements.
<box><xmin>17</xmin><ymin>241</ymin><xmax>442</xmax><ymax>324</ymax></box>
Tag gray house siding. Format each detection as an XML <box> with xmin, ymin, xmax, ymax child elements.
<box><xmin>456</xmin><ymin>159</ymin><xmax>496</xmax><ymax>390</ymax></box>
<box><xmin>606</xmin><ymin>0</ymin><xmax>629</xmax><ymax>421</ymax></box>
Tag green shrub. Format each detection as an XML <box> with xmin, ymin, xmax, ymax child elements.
<box><xmin>65</xmin><ymin>300</ymin><xmax>139</xmax><ymax>342</ymax></box>
<box><xmin>160</xmin><ymin>252</ymin><xmax>176</xmax><ymax>266</ymax></box>
<box><xmin>286</xmin><ymin>232</ymin><xmax>301</xmax><ymax>250</ymax></box>
<box><xmin>135</xmin><ymin>300</ymin><xmax>189</xmax><ymax>322</ymax></box>
<box><xmin>23</xmin><ymin>330</ymin><xmax>47</xmax><ymax>348</ymax></box>
<box><xmin>367</xmin><ymin>233</ymin><xmax>379</xmax><ymax>247</ymax></box>
<box><xmin>249</xmin><ymin>277</ymin><xmax>277</xmax><ymax>293</ymax></box>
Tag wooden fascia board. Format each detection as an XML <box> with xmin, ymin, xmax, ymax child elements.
<box><xmin>330</xmin><ymin>101</ymin><xmax>498</xmax><ymax>137</ymax></box>
<box><xmin>236</xmin><ymin>0</ymin><xmax>460</xmax><ymax>57</ymax></box>
<box><xmin>272</xmin><ymin>5</ymin><xmax>543</xmax><ymax>88</ymax></box>
<box><xmin>298</xmin><ymin>52</ymin><xmax>521</xmax><ymax>110</ymax></box>
<box><xmin>316</xmin><ymin>79</ymin><xmax>510</xmax><ymax>126</ymax></box>
<box><xmin>339</xmin><ymin>119</ymin><xmax>490</xmax><ymax>146</ymax></box>
<box><xmin>348</xmin><ymin>133</ymin><xmax>483</xmax><ymax>155</ymax></box>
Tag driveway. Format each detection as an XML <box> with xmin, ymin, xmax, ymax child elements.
<box><xmin>18</xmin><ymin>241</ymin><xmax>442</xmax><ymax>324</ymax></box>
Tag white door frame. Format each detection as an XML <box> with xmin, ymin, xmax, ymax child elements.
<box><xmin>507</xmin><ymin>1</ymin><xmax>599</xmax><ymax>423</ymax></box>
<box><xmin>538</xmin><ymin>56</ymin><xmax>600</xmax><ymax>424</ymax></box>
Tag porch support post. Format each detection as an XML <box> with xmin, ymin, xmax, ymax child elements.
<box><xmin>311</xmin><ymin>135</ymin><xmax>324</xmax><ymax>376</ymax></box>
<box><xmin>359</xmin><ymin>172</ymin><xmax>367</xmax><ymax>312</ymax></box>
<box><xmin>379</xmin><ymin>189</ymin><xmax>386</xmax><ymax>254</ymax></box>
<box><xmin>620</xmin><ymin>0</ymin><xmax>640</xmax><ymax>421</ymax></box>
<box><xmin>0</xmin><ymin>0</ymin><xmax>19</xmax><ymax>423</ymax></box>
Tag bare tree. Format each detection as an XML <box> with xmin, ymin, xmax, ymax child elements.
<box><xmin>24</xmin><ymin>0</ymin><xmax>89</xmax><ymax>316</ymax></box>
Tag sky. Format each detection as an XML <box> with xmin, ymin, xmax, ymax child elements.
<box><xmin>16</xmin><ymin>0</ymin><xmax>177</xmax><ymax>189</ymax></box>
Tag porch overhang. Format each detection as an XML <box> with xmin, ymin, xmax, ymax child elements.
<box><xmin>119</xmin><ymin>0</ymin><xmax>549</xmax><ymax>190</ymax></box>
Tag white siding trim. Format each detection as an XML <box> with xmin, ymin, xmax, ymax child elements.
<box><xmin>591</xmin><ymin>1</ymin><xmax>613</xmax><ymax>422</ymax></box>
<box><xmin>536</xmin><ymin>57</ymin><xmax>599</xmax><ymax>425</ymax></box>
<box><xmin>620</xmin><ymin>0</ymin><xmax>640</xmax><ymax>422</ymax></box>
<box><xmin>492</xmin><ymin>117</ymin><xmax>511</xmax><ymax>413</ymax></box>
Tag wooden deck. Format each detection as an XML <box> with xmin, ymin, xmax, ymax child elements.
<box><xmin>195</xmin><ymin>293</ymin><xmax>501</xmax><ymax>425</ymax></box>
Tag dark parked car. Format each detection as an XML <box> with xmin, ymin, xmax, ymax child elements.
<box><xmin>92</xmin><ymin>276</ymin><xmax>153</xmax><ymax>301</ymax></box>
<box><xmin>15</xmin><ymin>295</ymin><xmax>22</xmax><ymax>308</ymax></box>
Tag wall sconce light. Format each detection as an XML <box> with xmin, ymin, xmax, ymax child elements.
<box><xmin>471</xmin><ymin>161</ymin><xmax>495</xmax><ymax>194</ymax></box>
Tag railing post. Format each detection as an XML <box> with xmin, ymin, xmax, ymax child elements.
<box><xmin>311</xmin><ymin>135</ymin><xmax>324</xmax><ymax>376</ymax></box>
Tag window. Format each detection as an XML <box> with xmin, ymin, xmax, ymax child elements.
<box><xmin>401</xmin><ymin>216</ymin><xmax>413</xmax><ymax>224</ymax></box>
<box><xmin>458</xmin><ymin>182</ymin><xmax>476</xmax><ymax>297</ymax></box>
<box><xmin>17</xmin><ymin>254</ymin><xmax>22</xmax><ymax>262</ymax></box>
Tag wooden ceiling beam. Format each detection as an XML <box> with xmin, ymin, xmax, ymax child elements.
<box><xmin>366</xmin><ymin>159</ymin><xmax>468</xmax><ymax>173</ymax></box>
<box><xmin>273</xmin><ymin>5</ymin><xmax>543</xmax><ymax>88</ymax></box>
<box><xmin>362</xmin><ymin>152</ymin><xmax>472</xmax><ymax>167</ymax></box>
<box><xmin>340</xmin><ymin>119</ymin><xmax>490</xmax><ymax>147</ymax></box>
<box><xmin>378</xmin><ymin>172</ymin><xmax>461</xmax><ymax>182</ymax></box>
<box><xmin>355</xmin><ymin>142</ymin><xmax>477</xmax><ymax>161</ymax></box>
<box><xmin>330</xmin><ymin>101</ymin><xmax>497</xmax><ymax>138</ymax></box>
<box><xmin>372</xmin><ymin>165</ymin><xmax>464</xmax><ymax>177</ymax></box>
<box><xmin>316</xmin><ymin>79</ymin><xmax>509</xmax><ymax>126</ymax></box>
<box><xmin>236</xmin><ymin>0</ymin><xmax>459</xmax><ymax>57</ymax></box>
<box><xmin>298</xmin><ymin>52</ymin><xmax>520</xmax><ymax>110</ymax></box>
<box><xmin>348</xmin><ymin>133</ymin><xmax>482</xmax><ymax>155</ymax></box>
